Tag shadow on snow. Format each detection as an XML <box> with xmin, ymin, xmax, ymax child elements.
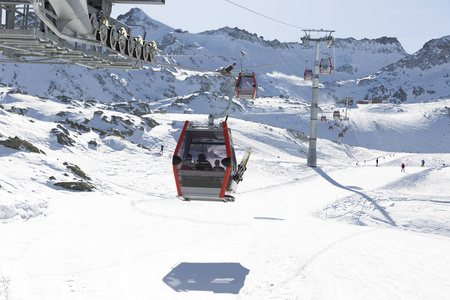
<box><xmin>163</xmin><ymin>262</ymin><xmax>250</xmax><ymax>294</ymax></box>
<box><xmin>313</xmin><ymin>167</ymin><xmax>397</xmax><ymax>227</ymax></box>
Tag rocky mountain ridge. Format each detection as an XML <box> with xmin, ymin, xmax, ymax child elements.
<box><xmin>0</xmin><ymin>8</ymin><xmax>448</xmax><ymax>104</ymax></box>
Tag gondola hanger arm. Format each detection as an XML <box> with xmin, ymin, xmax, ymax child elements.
<box><xmin>209</xmin><ymin>63</ymin><xmax>236</xmax><ymax>126</ymax></box>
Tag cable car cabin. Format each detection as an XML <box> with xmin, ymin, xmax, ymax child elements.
<box><xmin>328</xmin><ymin>125</ymin><xmax>333</xmax><ymax>132</ymax></box>
<box><xmin>338</xmin><ymin>132</ymin><xmax>344</xmax><ymax>139</ymax></box>
<box><xmin>333</xmin><ymin>110</ymin><xmax>340</xmax><ymax>121</ymax></box>
<box><xmin>304</xmin><ymin>69</ymin><xmax>313</xmax><ymax>81</ymax></box>
<box><xmin>236</xmin><ymin>72</ymin><xmax>257</xmax><ymax>99</ymax></box>
<box><xmin>320</xmin><ymin>115</ymin><xmax>327</xmax><ymax>123</ymax></box>
<box><xmin>319</xmin><ymin>57</ymin><xmax>333</xmax><ymax>75</ymax></box>
<box><xmin>172</xmin><ymin>121</ymin><xmax>238</xmax><ymax>202</ymax></box>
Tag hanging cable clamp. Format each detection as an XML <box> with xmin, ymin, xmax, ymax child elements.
<box><xmin>217</xmin><ymin>62</ymin><xmax>236</xmax><ymax>75</ymax></box>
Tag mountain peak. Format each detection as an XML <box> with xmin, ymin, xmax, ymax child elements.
<box><xmin>373</xmin><ymin>36</ymin><xmax>402</xmax><ymax>46</ymax></box>
<box><xmin>116</xmin><ymin>7</ymin><xmax>173</xmax><ymax>39</ymax></box>
<box><xmin>336</xmin><ymin>36</ymin><xmax>406</xmax><ymax>55</ymax></box>
<box><xmin>383</xmin><ymin>35</ymin><xmax>450</xmax><ymax>71</ymax></box>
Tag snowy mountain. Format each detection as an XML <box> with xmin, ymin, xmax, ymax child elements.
<box><xmin>1</xmin><ymin>8</ymin><xmax>448</xmax><ymax>104</ymax></box>
<box><xmin>1</xmin><ymin>7</ymin><xmax>450</xmax><ymax>300</ymax></box>
<box><xmin>350</xmin><ymin>36</ymin><xmax>450</xmax><ymax>103</ymax></box>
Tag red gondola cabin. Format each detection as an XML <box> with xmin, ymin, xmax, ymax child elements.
<box><xmin>236</xmin><ymin>72</ymin><xmax>257</xmax><ymax>99</ymax></box>
<box><xmin>172</xmin><ymin>121</ymin><xmax>239</xmax><ymax>202</ymax></box>
<box><xmin>319</xmin><ymin>57</ymin><xmax>333</xmax><ymax>75</ymax></box>
<box><xmin>304</xmin><ymin>69</ymin><xmax>313</xmax><ymax>81</ymax></box>
<box><xmin>333</xmin><ymin>110</ymin><xmax>340</xmax><ymax>121</ymax></box>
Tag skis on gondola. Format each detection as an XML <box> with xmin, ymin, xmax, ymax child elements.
<box><xmin>233</xmin><ymin>147</ymin><xmax>253</xmax><ymax>183</ymax></box>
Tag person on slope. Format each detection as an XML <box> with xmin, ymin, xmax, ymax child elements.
<box><xmin>401</xmin><ymin>163</ymin><xmax>405</xmax><ymax>172</ymax></box>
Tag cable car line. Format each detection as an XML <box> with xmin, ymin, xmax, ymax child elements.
<box><xmin>234</xmin><ymin>57</ymin><xmax>304</xmax><ymax>71</ymax></box>
<box><xmin>152</xmin><ymin>61</ymin><xmax>219</xmax><ymax>73</ymax></box>
<box><xmin>152</xmin><ymin>56</ymin><xmax>306</xmax><ymax>74</ymax></box>
<box><xmin>224</xmin><ymin>0</ymin><xmax>305</xmax><ymax>30</ymax></box>
<box><xmin>156</xmin><ymin>54</ymin><xmax>241</xmax><ymax>58</ymax></box>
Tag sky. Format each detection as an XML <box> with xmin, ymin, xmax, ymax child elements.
<box><xmin>111</xmin><ymin>0</ymin><xmax>450</xmax><ymax>54</ymax></box>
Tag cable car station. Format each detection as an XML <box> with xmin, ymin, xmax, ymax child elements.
<box><xmin>0</xmin><ymin>0</ymin><xmax>164</xmax><ymax>69</ymax></box>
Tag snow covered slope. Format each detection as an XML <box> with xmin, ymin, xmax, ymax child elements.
<box><xmin>1</xmin><ymin>83</ymin><xmax>449</xmax><ymax>299</ymax></box>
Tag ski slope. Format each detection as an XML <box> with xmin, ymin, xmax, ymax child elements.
<box><xmin>1</xmin><ymin>90</ymin><xmax>450</xmax><ymax>299</ymax></box>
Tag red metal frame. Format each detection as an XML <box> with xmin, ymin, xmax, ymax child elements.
<box><xmin>250</xmin><ymin>72</ymin><xmax>257</xmax><ymax>98</ymax></box>
<box><xmin>219</xmin><ymin>121</ymin><xmax>232</xmax><ymax>198</ymax></box>
<box><xmin>173</xmin><ymin>121</ymin><xmax>189</xmax><ymax>196</ymax></box>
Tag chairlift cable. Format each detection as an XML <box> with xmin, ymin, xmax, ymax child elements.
<box><xmin>152</xmin><ymin>56</ymin><xmax>306</xmax><ymax>74</ymax></box>
<box><xmin>152</xmin><ymin>61</ymin><xmax>218</xmax><ymax>73</ymax></box>
<box><xmin>234</xmin><ymin>57</ymin><xmax>305</xmax><ymax>71</ymax></box>
<box><xmin>156</xmin><ymin>54</ymin><xmax>240</xmax><ymax>58</ymax></box>
<box><xmin>155</xmin><ymin>36</ymin><xmax>303</xmax><ymax>61</ymax></box>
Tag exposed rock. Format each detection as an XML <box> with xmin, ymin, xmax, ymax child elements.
<box><xmin>393</xmin><ymin>88</ymin><xmax>408</xmax><ymax>102</ymax></box>
<box><xmin>59</xmin><ymin>119</ymin><xmax>91</xmax><ymax>132</ymax></box>
<box><xmin>51</xmin><ymin>125</ymin><xmax>75</xmax><ymax>146</ymax></box>
<box><xmin>0</xmin><ymin>136</ymin><xmax>43</xmax><ymax>153</ymax></box>
<box><xmin>287</xmin><ymin>128</ymin><xmax>308</xmax><ymax>142</ymax></box>
<box><xmin>53</xmin><ymin>181</ymin><xmax>95</xmax><ymax>192</ymax></box>
<box><xmin>63</xmin><ymin>162</ymin><xmax>91</xmax><ymax>180</ymax></box>
<box><xmin>6</xmin><ymin>106</ymin><xmax>28</xmax><ymax>116</ymax></box>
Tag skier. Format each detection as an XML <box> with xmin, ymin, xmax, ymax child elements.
<box><xmin>159</xmin><ymin>144</ymin><xmax>164</xmax><ymax>155</ymax></box>
<box><xmin>421</xmin><ymin>159</ymin><xmax>425</xmax><ymax>167</ymax></box>
<box><xmin>401</xmin><ymin>163</ymin><xmax>405</xmax><ymax>172</ymax></box>
<box><xmin>376</xmin><ymin>158</ymin><xmax>379</xmax><ymax>167</ymax></box>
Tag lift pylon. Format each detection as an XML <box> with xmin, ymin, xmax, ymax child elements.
<box><xmin>302</xmin><ymin>29</ymin><xmax>335</xmax><ymax>167</ymax></box>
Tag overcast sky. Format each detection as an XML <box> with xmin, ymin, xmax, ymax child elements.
<box><xmin>112</xmin><ymin>0</ymin><xmax>450</xmax><ymax>54</ymax></box>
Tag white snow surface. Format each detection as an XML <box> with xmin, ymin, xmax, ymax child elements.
<box><xmin>1</xmin><ymin>85</ymin><xmax>450</xmax><ymax>299</ymax></box>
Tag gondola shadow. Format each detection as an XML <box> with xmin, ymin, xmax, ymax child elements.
<box><xmin>163</xmin><ymin>262</ymin><xmax>250</xmax><ymax>294</ymax></box>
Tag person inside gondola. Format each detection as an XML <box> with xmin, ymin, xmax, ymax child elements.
<box><xmin>181</xmin><ymin>153</ymin><xmax>195</xmax><ymax>170</ymax></box>
<box><xmin>213</xmin><ymin>160</ymin><xmax>225</xmax><ymax>171</ymax></box>
<box><xmin>195</xmin><ymin>153</ymin><xmax>213</xmax><ymax>171</ymax></box>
